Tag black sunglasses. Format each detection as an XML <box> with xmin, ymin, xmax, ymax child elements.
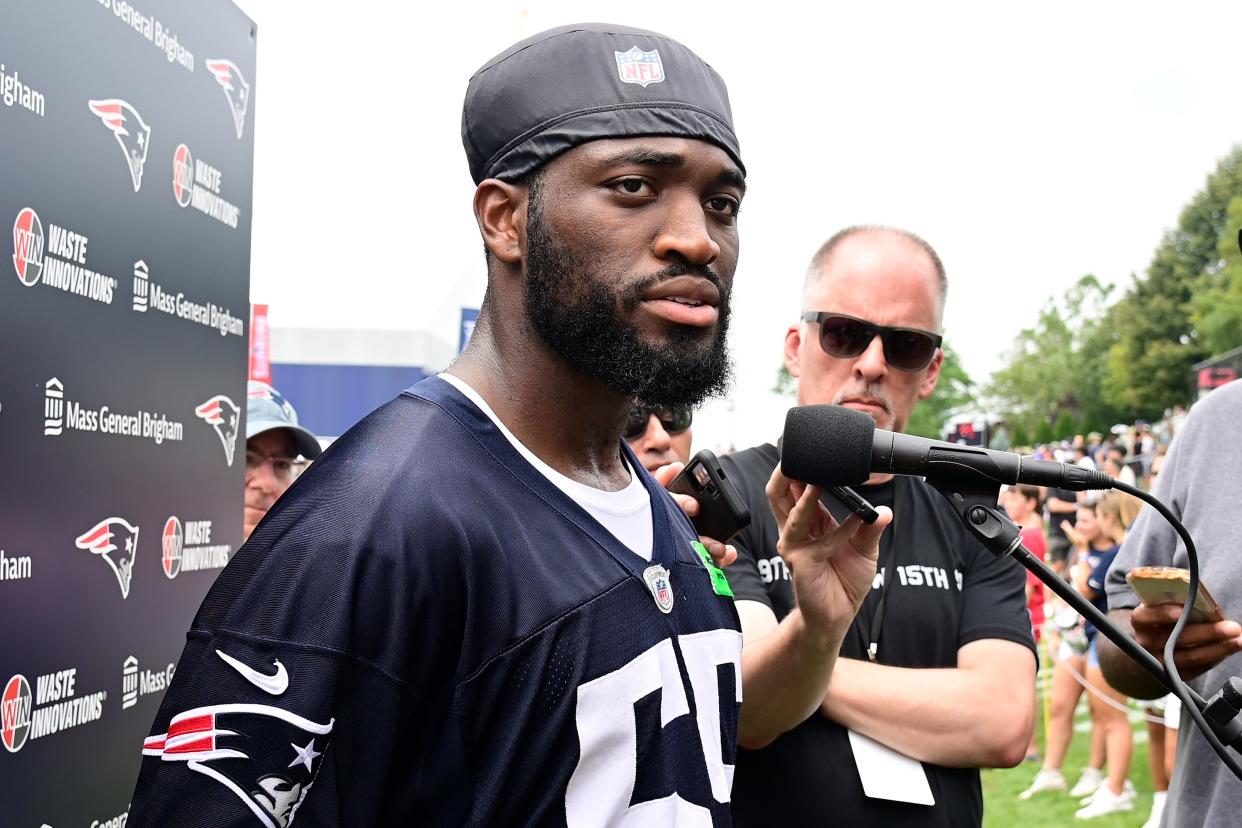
<box><xmin>800</xmin><ymin>311</ymin><xmax>942</xmax><ymax>372</ymax></box>
<box><xmin>625</xmin><ymin>405</ymin><xmax>693</xmax><ymax>440</ymax></box>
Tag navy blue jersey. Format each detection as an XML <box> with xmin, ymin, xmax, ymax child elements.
<box><xmin>128</xmin><ymin>377</ymin><xmax>742</xmax><ymax>827</ymax></box>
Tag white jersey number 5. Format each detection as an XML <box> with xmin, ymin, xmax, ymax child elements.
<box><xmin>564</xmin><ymin>629</ymin><xmax>742</xmax><ymax>827</ymax></box>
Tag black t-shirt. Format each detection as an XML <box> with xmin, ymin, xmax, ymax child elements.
<box><xmin>720</xmin><ymin>443</ymin><xmax>1035</xmax><ymax>828</ymax></box>
<box><xmin>128</xmin><ymin>377</ymin><xmax>742</xmax><ymax>827</ymax></box>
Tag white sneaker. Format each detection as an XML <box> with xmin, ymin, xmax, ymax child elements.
<box><xmin>1080</xmin><ymin>778</ymin><xmax>1135</xmax><ymax>806</ymax></box>
<box><xmin>1075</xmin><ymin>784</ymin><xmax>1136</xmax><ymax>819</ymax></box>
<box><xmin>1069</xmin><ymin>766</ymin><xmax>1104</xmax><ymax>798</ymax></box>
<box><xmin>1141</xmin><ymin>791</ymin><xmax>1167</xmax><ymax>828</ymax></box>
<box><xmin>1019</xmin><ymin>768</ymin><xmax>1067</xmax><ymax>800</ymax></box>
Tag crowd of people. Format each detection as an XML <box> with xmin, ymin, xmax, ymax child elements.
<box><xmin>120</xmin><ymin>20</ymin><xmax>1240</xmax><ymax>828</ymax></box>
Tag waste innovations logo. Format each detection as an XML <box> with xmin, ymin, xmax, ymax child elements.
<box><xmin>173</xmin><ymin>143</ymin><xmax>193</xmax><ymax>207</ymax></box>
<box><xmin>129</xmin><ymin>258</ymin><xmax>244</xmax><ymax>336</ymax></box>
<box><xmin>205</xmin><ymin>58</ymin><xmax>249</xmax><ymax>139</ymax></box>
<box><xmin>2</xmin><ymin>667</ymin><xmax>106</xmax><ymax>753</ymax></box>
<box><xmin>161</xmin><ymin>515</ymin><xmax>230</xmax><ymax>579</ymax></box>
<box><xmin>195</xmin><ymin>395</ymin><xmax>240</xmax><ymax>466</ymax></box>
<box><xmin>88</xmin><ymin>98</ymin><xmax>150</xmax><ymax>192</ymax></box>
<box><xmin>122</xmin><ymin>655</ymin><xmax>175</xmax><ymax>711</ymax></box>
<box><xmin>170</xmin><ymin>142</ymin><xmax>241</xmax><ymax>229</ymax></box>
<box><xmin>11</xmin><ymin>207</ymin><xmax>117</xmax><ymax>304</ymax></box>
<box><xmin>43</xmin><ymin>377</ymin><xmax>184</xmax><ymax>446</ymax></box>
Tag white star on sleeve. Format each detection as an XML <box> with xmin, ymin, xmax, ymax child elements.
<box><xmin>289</xmin><ymin>738</ymin><xmax>321</xmax><ymax>772</ymax></box>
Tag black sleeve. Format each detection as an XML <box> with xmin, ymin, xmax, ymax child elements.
<box><xmin>957</xmin><ymin>527</ymin><xmax>1037</xmax><ymax>658</ymax></box>
<box><xmin>718</xmin><ymin>450</ymin><xmax>776</xmax><ymax>609</ymax></box>
<box><xmin>127</xmin><ymin>463</ymin><xmax>463</xmax><ymax>827</ymax></box>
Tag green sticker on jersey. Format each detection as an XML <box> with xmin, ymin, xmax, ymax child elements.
<box><xmin>692</xmin><ymin>541</ymin><xmax>734</xmax><ymax>598</ymax></box>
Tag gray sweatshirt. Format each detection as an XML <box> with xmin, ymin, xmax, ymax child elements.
<box><xmin>1105</xmin><ymin>378</ymin><xmax>1242</xmax><ymax>828</ymax></box>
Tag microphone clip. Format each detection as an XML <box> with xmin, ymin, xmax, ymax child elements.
<box><xmin>924</xmin><ymin>469</ymin><xmax>1023</xmax><ymax>559</ymax></box>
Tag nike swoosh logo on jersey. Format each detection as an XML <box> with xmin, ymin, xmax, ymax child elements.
<box><xmin>215</xmin><ymin>649</ymin><xmax>289</xmax><ymax>695</ymax></box>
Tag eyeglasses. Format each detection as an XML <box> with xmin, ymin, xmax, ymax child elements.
<box><xmin>624</xmin><ymin>404</ymin><xmax>693</xmax><ymax>440</ymax></box>
<box><xmin>800</xmin><ymin>311</ymin><xmax>942</xmax><ymax>372</ymax></box>
<box><xmin>245</xmin><ymin>450</ymin><xmax>308</xmax><ymax>483</ymax></box>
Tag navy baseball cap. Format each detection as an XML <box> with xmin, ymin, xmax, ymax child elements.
<box><xmin>462</xmin><ymin>22</ymin><xmax>744</xmax><ymax>184</ymax></box>
<box><xmin>246</xmin><ymin>381</ymin><xmax>322</xmax><ymax>460</ymax></box>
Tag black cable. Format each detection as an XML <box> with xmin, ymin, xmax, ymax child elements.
<box><xmin>1111</xmin><ymin>479</ymin><xmax>1242</xmax><ymax>780</ymax></box>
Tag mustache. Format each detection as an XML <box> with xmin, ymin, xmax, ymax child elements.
<box><xmin>832</xmin><ymin>383</ymin><xmax>892</xmax><ymax>412</ymax></box>
<box><xmin>624</xmin><ymin>261</ymin><xmax>728</xmax><ymax>303</ymax></box>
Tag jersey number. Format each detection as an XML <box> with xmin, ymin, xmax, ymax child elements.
<box><xmin>564</xmin><ymin>629</ymin><xmax>742</xmax><ymax>827</ymax></box>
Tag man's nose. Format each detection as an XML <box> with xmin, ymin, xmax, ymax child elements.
<box><xmin>652</xmin><ymin>192</ymin><xmax>720</xmax><ymax>267</ymax></box>
<box><xmin>853</xmin><ymin>333</ymin><xmax>889</xmax><ymax>382</ymax></box>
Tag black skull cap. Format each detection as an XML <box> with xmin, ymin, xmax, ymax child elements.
<box><xmin>462</xmin><ymin>22</ymin><xmax>744</xmax><ymax>184</ymax></box>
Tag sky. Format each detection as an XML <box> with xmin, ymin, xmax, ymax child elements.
<box><xmin>232</xmin><ymin>0</ymin><xmax>1242</xmax><ymax>452</ymax></box>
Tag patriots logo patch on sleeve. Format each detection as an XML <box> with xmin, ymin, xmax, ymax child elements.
<box><xmin>143</xmin><ymin>703</ymin><xmax>333</xmax><ymax>828</ymax></box>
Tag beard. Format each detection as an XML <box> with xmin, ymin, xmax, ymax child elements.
<box><xmin>522</xmin><ymin>191</ymin><xmax>733</xmax><ymax>408</ymax></box>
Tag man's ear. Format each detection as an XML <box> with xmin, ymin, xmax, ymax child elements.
<box><xmin>474</xmin><ymin>179</ymin><xmax>525</xmax><ymax>265</ymax></box>
<box><xmin>783</xmin><ymin>324</ymin><xmax>804</xmax><ymax>378</ymax></box>
<box><xmin>918</xmin><ymin>348</ymin><xmax>944</xmax><ymax>400</ymax></box>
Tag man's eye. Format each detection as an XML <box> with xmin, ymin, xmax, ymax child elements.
<box><xmin>612</xmin><ymin>178</ymin><xmax>654</xmax><ymax>196</ymax></box>
<box><xmin>706</xmin><ymin>195</ymin><xmax>740</xmax><ymax>217</ymax></box>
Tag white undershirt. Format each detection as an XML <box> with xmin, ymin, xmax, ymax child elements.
<box><xmin>438</xmin><ymin>373</ymin><xmax>654</xmax><ymax>560</ymax></box>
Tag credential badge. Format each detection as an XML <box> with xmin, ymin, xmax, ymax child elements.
<box><xmin>643</xmin><ymin>564</ymin><xmax>675</xmax><ymax>614</ymax></box>
<box><xmin>615</xmin><ymin>46</ymin><xmax>665</xmax><ymax>88</ymax></box>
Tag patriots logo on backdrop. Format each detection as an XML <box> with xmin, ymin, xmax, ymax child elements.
<box><xmin>143</xmin><ymin>703</ymin><xmax>333</xmax><ymax>828</ymax></box>
<box><xmin>196</xmin><ymin>395</ymin><xmax>241</xmax><ymax>466</ymax></box>
<box><xmin>75</xmin><ymin>517</ymin><xmax>140</xmax><ymax>599</ymax></box>
<box><xmin>205</xmin><ymin>59</ymin><xmax>250</xmax><ymax>139</ymax></box>
<box><xmin>88</xmin><ymin>99</ymin><xmax>151</xmax><ymax>192</ymax></box>
<box><xmin>614</xmin><ymin>46</ymin><xmax>665</xmax><ymax>88</ymax></box>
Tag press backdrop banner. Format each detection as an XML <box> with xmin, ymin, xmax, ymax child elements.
<box><xmin>0</xmin><ymin>1</ymin><xmax>256</xmax><ymax>823</ymax></box>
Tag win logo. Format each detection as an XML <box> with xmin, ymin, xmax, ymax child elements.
<box><xmin>44</xmin><ymin>377</ymin><xmax>64</xmax><ymax>436</ymax></box>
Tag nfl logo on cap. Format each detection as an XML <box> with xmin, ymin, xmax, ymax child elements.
<box><xmin>615</xmin><ymin>46</ymin><xmax>665</xmax><ymax>87</ymax></box>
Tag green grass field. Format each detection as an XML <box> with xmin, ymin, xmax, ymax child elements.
<box><xmin>982</xmin><ymin>655</ymin><xmax>1161</xmax><ymax>827</ymax></box>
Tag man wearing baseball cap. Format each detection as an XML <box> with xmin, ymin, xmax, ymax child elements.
<box><xmin>243</xmin><ymin>380</ymin><xmax>322</xmax><ymax>541</ymax></box>
<box><xmin>130</xmin><ymin>24</ymin><xmax>887</xmax><ymax>826</ymax></box>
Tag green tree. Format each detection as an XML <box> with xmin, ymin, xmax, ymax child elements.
<box><xmin>1192</xmin><ymin>195</ymin><xmax>1242</xmax><ymax>356</ymax></box>
<box><xmin>905</xmin><ymin>340</ymin><xmax>975</xmax><ymax>438</ymax></box>
<box><xmin>1034</xmin><ymin>418</ymin><xmax>1054</xmax><ymax>445</ymax></box>
<box><xmin>1011</xmin><ymin>424</ymin><xmax>1031</xmax><ymax>450</ymax></box>
<box><xmin>985</xmin><ymin>275</ymin><xmax>1121</xmax><ymax>434</ymax></box>
<box><xmin>1053</xmin><ymin>410</ymin><xmax>1076</xmax><ymax>441</ymax></box>
<box><xmin>1106</xmin><ymin>145</ymin><xmax>1242</xmax><ymax>415</ymax></box>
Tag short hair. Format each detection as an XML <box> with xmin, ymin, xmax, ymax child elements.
<box><xmin>1012</xmin><ymin>484</ymin><xmax>1043</xmax><ymax>510</ymax></box>
<box><xmin>803</xmin><ymin>225</ymin><xmax>947</xmax><ymax>318</ymax></box>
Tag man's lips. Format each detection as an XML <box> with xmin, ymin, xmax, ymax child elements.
<box><xmin>641</xmin><ymin>276</ymin><xmax>721</xmax><ymax>327</ymax></box>
<box><xmin>841</xmin><ymin>398</ymin><xmax>889</xmax><ymax>413</ymax></box>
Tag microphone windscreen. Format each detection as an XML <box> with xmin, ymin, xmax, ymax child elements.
<box><xmin>781</xmin><ymin>405</ymin><xmax>875</xmax><ymax>487</ymax></box>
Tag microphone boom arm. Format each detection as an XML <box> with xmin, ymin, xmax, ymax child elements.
<box><xmin>923</xmin><ymin>468</ymin><xmax>1242</xmax><ymax>780</ymax></box>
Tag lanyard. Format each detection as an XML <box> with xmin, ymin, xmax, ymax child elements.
<box><xmin>867</xmin><ymin>537</ymin><xmax>893</xmax><ymax>662</ymax></box>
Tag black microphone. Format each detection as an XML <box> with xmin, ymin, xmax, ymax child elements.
<box><xmin>781</xmin><ymin>404</ymin><xmax>1114</xmax><ymax>491</ymax></box>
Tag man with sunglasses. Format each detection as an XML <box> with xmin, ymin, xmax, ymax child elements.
<box><xmin>130</xmin><ymin>26</ymin><xmax>889</xmax><ymax>827</ymax></box>
<box><xmin>625</xmin><ymin>403</ymin><xmax>695</xmax><ymax>472</ymax></box>
<box><xmin>242</xmin><ymin>380</ymin><xmax>322</xmax><ymax>541</ymax></box>
<box><xmin>722</xmin><ymin>226</ymin><xmax>1036</xmax><ymax>827</ymax></box>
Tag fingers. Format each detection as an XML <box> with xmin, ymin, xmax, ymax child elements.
<box><xmin>1132</xmin><ymin>613</ymin><xmax>1242</xmax><ymax>651</ymax></box>
<box><xmin>669</xmin><ymin>493</ymin><xmax>700</xmax><ymax>517</ymax></box>
<box><xmin>651</xmin><ymin>462</ymin><xmax>685</xmax><ymax>488</ymax></box>
<box><xmin>765</xmin><ymin>467</ymin><xmax>795</xmax><ymax>526</ymax></box>
<box><xmin>1172</xmin><ymin>639</ymin><xmax>1242</xmax><ymax>679</ymax></box>
<box><xmin>783</xmin><ymin>483</ymin><xmax>824</xmax><ymax>542</ymax></box>
<box><xmin>846</xmin><ymin>505</ymin><xmax>892</xmax><ymax>560</ymax></box>
<box><xmin>699</xmin><ymin>536</ymin><xmax>738</xmax><ymax>568</ymax></box>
